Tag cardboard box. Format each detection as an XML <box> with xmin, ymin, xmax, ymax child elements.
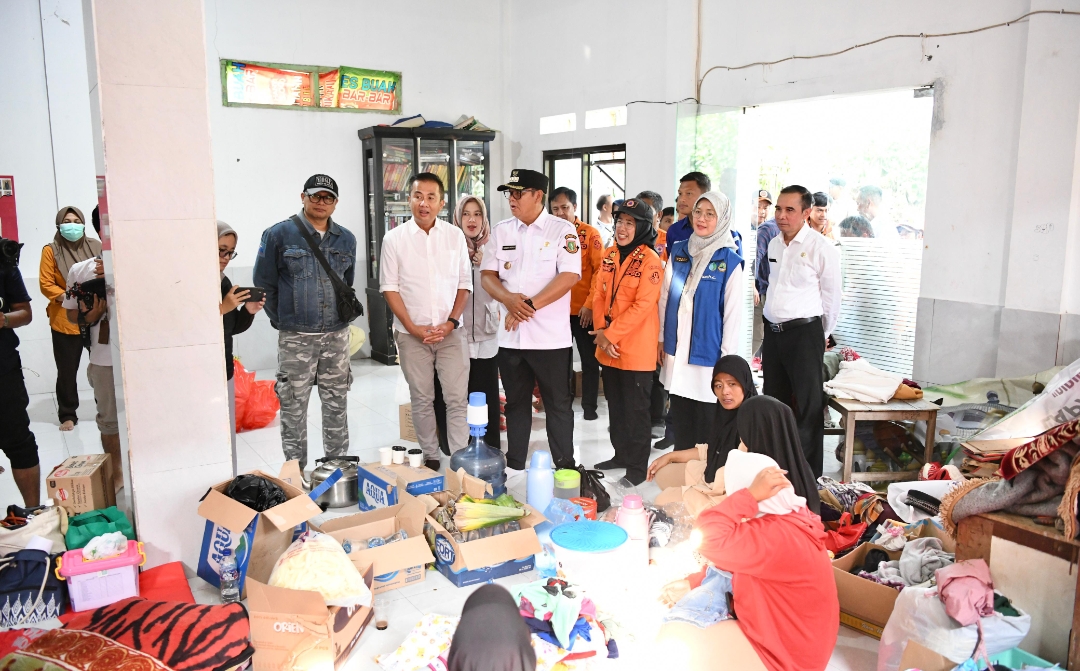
<box><xmin>247</xmin><ymin>565</ymin><xmax>375</xmax><ymax>671</ymax></box>
<box><xmin>357</xmin><ymin>462</ymin><xmax>444</xmax><ymax>512</ymax></box>
<box><xmin>47</xmin><ymin>454</ymin><xmax>115</xmax><ymax>514</ymax></box>
<box><xmin>315</xmin><ymin>492</ymin><xmax>435</xmax><ymax>595</ymax></box>
<box><xmin>425</xmin><ymin>469</ymin><xmax>543</xmax><ymax>587</ymax></box>
<box><xmin>832</xmin><ymin>522</ymin><xmax>956</xmax><ymax>639</ymax></box>
<box><xmin>196</xmin><ymin>467</ymin><xmax>323</xmax><ymax>597</ymax></box>
<box><xmin>399</xmin><ymin>404</ymin><xmax>417</xmax><ymax>442</ymax></box>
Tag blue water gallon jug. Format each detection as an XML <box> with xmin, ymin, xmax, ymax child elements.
<box><xmin>448</xmin><ymin>392</ymin><xmax>507</xmax><ymax>497</ymax></box>
<box><xmin>527</xmin><ymin>450</ymin><xmax>555</xmax><ymax>513</ymax></box>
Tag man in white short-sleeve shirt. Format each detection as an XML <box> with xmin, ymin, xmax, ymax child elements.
<box><xmin>62</xmin><ymin>257</ymin><xmax>122</xmax><ymax>491</ymax></box>
<box><xmin>380</xmin><ymin>173</ymin><xmax>472</xmax><ymax>469</ymax></box>
<box><xmin>481</xmin><ymin>169</ymin><xmax>581</xmax><ymax>473</ymax></box>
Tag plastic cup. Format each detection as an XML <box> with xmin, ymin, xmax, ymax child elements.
<box><xmin>379</xmin><ymin>447</ymin><xmax>392</xmax><ymax>465</ymax></box>
<box><xmin>392</xmin><ymin>445</ymin><xmax>406</xmax><ymax>464</ymax></box>
<box><xmin>408</xmin><ymin>449</ymin><xmax>423</xmax><ymax>468</ymax></box>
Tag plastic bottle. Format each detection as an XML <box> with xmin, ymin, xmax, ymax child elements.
<box><xmin>219</xmin><ymin>549</ymin><xmax>240</xmax><ymax>604</ymax></box>
<box><xmin>553</xmin><ymin>469</ymin><xmax>581</xmax><ymax>499</ymax></box>
<box><xmin>526</xmin><ymin>451</ymin><xmax>555</xmax><ymax>513</ymax></box>
<box><xmin>449</xmin><ymin>392</ymin><xmax>507</xmax><ymax>497</ymax></box>
<box><xmin>615</xmin><ymin>494</ymin><xmax>650</xmax><ymax>541</ymax></box>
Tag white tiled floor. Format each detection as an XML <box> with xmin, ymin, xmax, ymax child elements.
<box><xmin>17</xmin><ymin>358</ymin><xmax>872</xmax><ymax>670</ymax></box>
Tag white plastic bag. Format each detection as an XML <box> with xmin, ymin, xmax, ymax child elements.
<box><xmin>83</xmin><ymin>531</ymin><xmax>128</xmax><ymax>560</ymax></box>
<box><xmin>877</xmin><ymin>587</ymin><xmax>1030</xmax><ymax>671</ymax></box>
<box><xmin>268</xmin><ymin>531</ymin><xmax>372</xmax><ymax>609</ymax></box>
<box><xmin>975</xmin><ymin>356</ymin><xmax>1080</xmax><ymax>440</ymax></box>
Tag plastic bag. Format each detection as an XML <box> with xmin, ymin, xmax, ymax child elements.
<box><xmin>543</xmin><ymin>498</ymin><xmax>585</xmax><ymax>526</ymax></box>
<box><xmin>82</xmin><ymin>531</ymin><xmax>128</xmax><ymax>560</ymax></box>
<box><xmin>268</xmin><ymin>531</ymin><xmax>372</xmax><ymax>609</ymax></box>
<box><xmin>233</xmin><ymin>360</ymin><xmax>279</xmax><ymax>432</ymax></box>
<box><xmin>661</xmin><ymin>502</ymin><xmax>694</xmax><ymax>546</ymax></box>
<box><xmin>66</xmin><ymin>507</ymin><xmax>135</xmax><ymax>550</ymax></box>
<box><xmin>223</xmin><ymin>474</ymin><xmax>286</xmax><ymax>512</ymax></box>
<box><xmin>577</xmin><ymin>467</ymin><xmax>611</xmax><ymax>513</ymax></box>
<box><xmin>876</xmin><ymin>586</ymin><xmax>1031</xmax><ymax>671</ymax></box>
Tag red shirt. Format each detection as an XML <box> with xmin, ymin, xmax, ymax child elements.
<box><xmin>692</xmin><ymin>489</ymin><xmax>839</xmax><ymax>671</ymax></box>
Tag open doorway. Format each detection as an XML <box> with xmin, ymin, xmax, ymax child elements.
<box><xmin>543</xmin><ymin>145</ymin><xmax>626</xmax><ymax>224</ymax></box>
<box><xmin>675</xmin><ymin>89</ymin><xmax>934</xmax><ymax>375</ymax></box>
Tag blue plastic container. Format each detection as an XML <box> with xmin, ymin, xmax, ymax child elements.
<box><xmin>527</xmin><ymin>451</ymin><xmax>555</xmax><ymax>513</ymax></box>
<box><xmin>449</xmin><ymin>392</ymin><xmax>507</xmax><ymax>497</ymax></box>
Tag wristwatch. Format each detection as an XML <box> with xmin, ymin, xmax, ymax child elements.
<box><xmin>524</xmin><ymin>298</ymin><xmax>535</xmax><ymax>309</ymax></box>
<box><xmin>447</xmin><ymin>317</ymin><xmax>460</xmax><ymax>330</ymax></box>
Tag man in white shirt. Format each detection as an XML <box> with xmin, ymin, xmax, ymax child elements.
<box><xmin>762</xmin><ymin>185</ymin><xmax>842</xmax><ymax>477</ymax></box>
<box><xmin>594</xmin><ymin>194</ymin><xmax>615</xmax><ymax>248</ymax></box>
<box><xmin>857</xmin><ymin>185</ymin><xmax>901</xmax><ymax>239</ymax></box>
<box><xmin>380</xmin><ymin>173</ymin><xmax>472</xmax><ymax>469</ymax></box>
<box><xmin>62</xmin><ymin>257</ymin><xmax>122</xmax><ymax>491</ymax></box>
<box><xmin>481</xmin><ymin>169</ymin><xmax>582</xmax><ymax>473</ymax></box>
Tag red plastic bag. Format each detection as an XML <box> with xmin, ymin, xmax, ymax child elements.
<box><xmin>823</xmin><ymin>512</ymin><xmax>867</xmax><ymax>555</ymax></box>
<box><xmin>233</xmin><ymin>360</ymin><xmax>279</xmax><ymax>432</ymax></box>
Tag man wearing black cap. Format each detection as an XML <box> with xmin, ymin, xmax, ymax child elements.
<box><xmin>481</xmin><ymin>169</ymin><xmax>582</xmax><ymax>475</ymax></box>
<box><xmin>253</xmin><ymin>174</ymin><xmax>358</xmax><ymax>473</ymax></box>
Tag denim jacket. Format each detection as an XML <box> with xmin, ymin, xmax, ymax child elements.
<box><xmin>253</xmin><ymin>210</ymin><xmax>357</xmax><ymax>333</ymax></box>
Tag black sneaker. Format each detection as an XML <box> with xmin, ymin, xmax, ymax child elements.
<box><xmin>583</xmin><ymin>409</ymin><xmax>599</xmax><ymax>421</ymax></box>
<box><xmin>623</xmin><ymin>471</ymin><xmax>647</xmax><ymax>486</ymax></box>
<box><xmin>424</xmin><ymin>459</ymin><xmax>442</xmax><ymax>472</ymax></box>
<box><xmin>593</xmin><ymin>459</ymin><xmax>624</xmax><ymax>470</ymax></box>
<box><xmin>653</xmin><ymin>436</ymin><xmax>674</xmax><ymax>451</ymax></box>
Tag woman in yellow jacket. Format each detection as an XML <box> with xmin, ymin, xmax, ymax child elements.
<box><xmin>40</xmin><ymin>206</ymin><xmax>101</xmax><ymax>430</ymax></box>
<box><xmin>589</xmin><ymin>199</ymin><xmax>664</xmax><ymax>485</ymax></box>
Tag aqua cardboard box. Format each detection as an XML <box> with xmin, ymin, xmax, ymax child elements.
<box><xmin>196</xmin><ymin>465</ymin><xmax>322</xmax><ymax>598</ymax></box>
<box><xmin>314</xmin><ymin>492</ymin><xmax>434</xmax><ymax>595</ymax></box>
<box><xmin>357</xmin><ymin>462</ymin><xmax>444</xmax><ymax>511</ymax></box>
<box><xmin>424</xmin><ymin>469</ymin><xmax>543</xmax><ymax>588</ymax></box>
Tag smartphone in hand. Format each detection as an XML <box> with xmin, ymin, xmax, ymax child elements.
<box><xmin>236</xmin><ymin>287</ymin><xmax>266</xmax><ymax>303</ymax></box>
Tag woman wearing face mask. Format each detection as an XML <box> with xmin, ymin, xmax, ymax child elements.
<box><xmin>39</xmin><ymin>206</ymin><xmax>101</xmax><ymax>430</ymax></box>
<box><xmin>588</xmin><ymin>199</ymin><xmax>663</xmax><ymax>485</ymax></box>
<box><xmin>658</xmin><ymin>192</ymin><xmax>744</xmax><ymax>452</ymax></box>
<box><xmin>647</xmin><ymin>355</ymin><xmax>756</xmax><ymax>498</ymax></box>
<box><xmin>433</xmin><ymin>196</ymin><xmax>501</xmax><ymax>452</ymax></box>
<box><xmin>218</xmin><ymin>222</ymin><xmax>264</xmax><ymax>473</ymax></box>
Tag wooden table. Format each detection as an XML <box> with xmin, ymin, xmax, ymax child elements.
<box><xmin>828</xmin><ymin>396</ymin><xmax>939</xmax><ymax>483</ymax></box>
<box><xmin>957</xmin><ymin>512</ymin><xmax>1080</xmax><ymax>669</ymax></box>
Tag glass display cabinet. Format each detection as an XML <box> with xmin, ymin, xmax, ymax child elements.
<box><xmin>358</xmin><ymin>125</ymin><xmax>496</xmax><ymax>364</ymax></box>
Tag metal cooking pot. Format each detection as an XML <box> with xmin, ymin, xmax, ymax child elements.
<box><xmin>308</xmin><ymin>456</ymin><xmax>360</xmax><ymax>508</ymax></box>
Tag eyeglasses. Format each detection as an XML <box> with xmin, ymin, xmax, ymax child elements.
<box><xmin>307</xmin><ymin>193</ymin><xmax>338</xmax><ymax>204</ymax></box>
<box><xmin>503</xmin><ymin>189</ymin><xmax>537</xmax><ymax>201</ymax></box>
<box><xmin>693</xmin><ymin>209</ymin><xmax>718</xmax><ymax>221</ymax></box>
<box><xmin>218</xmin><ymin>249</ymin><xmax>238</xmax><ymax>260</ymax></box>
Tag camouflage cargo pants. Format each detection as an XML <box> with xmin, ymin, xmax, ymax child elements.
<box><xmin>275</xmin><ymin>328</ymin><xmax>352</xmax><ymax>472</ymax></box>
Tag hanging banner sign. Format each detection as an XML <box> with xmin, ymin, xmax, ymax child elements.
<box><xmin>318</xmin><ymin>69</ymin><xmax>340</xmax><ymax>108</ymax></box>
<box><xmin>224</xmin><ymin>62</ymin><xmax>314</xmax><ymax>107</ymax></box>
<box><xmin>336</xmin><ymin>67</ymin><xmax>401</xmax><ymax>112</ymax></box>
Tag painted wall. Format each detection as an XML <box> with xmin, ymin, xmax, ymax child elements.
<box><xmin>203</xmin><ymin>0</ymin><xmax>510</xmax><ymax>369</ymax></box>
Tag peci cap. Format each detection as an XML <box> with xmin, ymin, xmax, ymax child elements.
<box><xmin>304</xmin><ymin>174</ymin><xmax>339</xmax><ymax>198</ymax></box>
<box><xmin>757</xmin><ymin>189</ymin><xmax>773</xmax><ymax>203</ymax></box>
<box><xmin>497</xmin><ymin>168</ymin><xmax>548</xmax><ymax>193</ymax></box>
<box><xmin>613</xmin><ymin>198</ymin><xmax>654</xmax><ymax>224</ymax></box>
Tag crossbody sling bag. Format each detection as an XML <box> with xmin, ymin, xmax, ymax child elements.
<box><xmin>290</xmin><ymin>215</ymin><xmax>364</xmax><ymax>323</ymax></box>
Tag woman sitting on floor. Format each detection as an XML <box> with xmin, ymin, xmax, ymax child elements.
<box><xmin>657</xmin><ymin>444</ymin><xmax>838</xmax><ymax>671</ymax></box>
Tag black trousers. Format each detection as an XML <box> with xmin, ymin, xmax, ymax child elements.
<box><xmin>51</xmin><ymin>330</ymin><xmax>83</xmax><ymax>424</ymax></box>
<box><xmin>569</xmin><ymin>317</ymin><xmax>600</xmax><ymax>413</ymax></box>
<box><xmin>670</xmin><ymin>394</ymin><xmax>716</xmax><ymax>451</ymax></box>
<box><xmin>0</xmin><ymin>366</ymin><xmax>41</xmax><ymax>469</ymax></box>
<box><xmin>498</xmin><ymin>347</ymin><xmax>575</xmax><ymax>471</ymax></box>
<box><xmin>649</xmin><ymin>367</ymin><xmax>667</xmax><ymax>425</ymax></box>
<box><xmin>602</xmin><ymin>367</ymin><xmax>653</xmax><ymax>481</ymax></box>
<box><xmin>762</xmin><ymin>317</ymin><xmax>825</xmax><ymax>477</ymax></box>
<box><xmin>433</xmin><ymin>355</ymin><xmax>501</xmax><ymax>451</ymax></box>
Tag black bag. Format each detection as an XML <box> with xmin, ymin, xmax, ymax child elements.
<box><xmin>0</xmin><ymin>549</ymin><xmax>68</xmax><ymax>627</ymax></box>
<box><xmin>576</xmin><ymin>466</ymin><xmax>612</xmax><ymax>513</ymax></box>
<box><xmin>289</xmin><ymin>216</ymin><xmax>364</xmax><ymax>324</ymax></box>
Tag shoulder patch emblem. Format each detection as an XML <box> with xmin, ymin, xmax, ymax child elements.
<box><xmin>564</xmin><ymin>234</ymin><xmax>578</xmax><ymax>254</ymax></box>
<box><xmin>592</xmin><ymin>237</ymin><xmax>601</xmax><ymax>249</ymax></box>
<box><xmin>717</xmin><ymin>261</ymin><xmax>726</xmax><ymax>272</ymax></box>
<box><xmin>650</xmin><ymin>269</ymin><xmax>661</xmax><ymax>285</ymax></box>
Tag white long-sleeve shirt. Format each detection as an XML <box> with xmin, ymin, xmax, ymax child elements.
<box><xmin>762</xmin><ymin>223</ymin><xmax>842</xmax><ymax>336</ymax></box>
<box><xmin>658</xmin><ymin>259</ymin><xmax>744</xmax><ymax>403</ymax></box>
<box><xmin>379</xmin><ymin>218</ymin><xmax>472</xmax><ymax>332</ymax></box>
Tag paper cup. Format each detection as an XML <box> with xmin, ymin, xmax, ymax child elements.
<box><xmin>392</xmin><ymin>446</ymin><xmax>406</xmax><ymax>464</ymax></box>
<box><xmin>379</xmin><ymin>447</ymin><xmax>392</xmax><ymax>466</ymax></box>
<box><xmin>408</xmin><ymin>453</ymin><xmax>423</xmax><ymax>468</ymax></box>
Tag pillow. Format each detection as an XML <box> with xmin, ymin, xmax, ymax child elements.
<box><xmin>0</xmin><ymin>628</ymin><xmax>172</xmax><ymax>671</ymax></box>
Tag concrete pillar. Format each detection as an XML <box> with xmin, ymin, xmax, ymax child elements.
<box><xmin>89</xmin><ymin>0</ymin><xmax>231</xmax><ymax>569</ymax></box>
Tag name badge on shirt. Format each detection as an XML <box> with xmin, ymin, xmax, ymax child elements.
<box><xmin>674</xmin><ymin>255</ymin><xmax>689</xmax><ymax>263</ymax></box>
<box><xmin>769</xmin><ymin>257</ymin><xmax>777</xmax><ymax>263</ymax></box>
<box><xmin>502</xmin><ymin>245</ymin><xmax>516</xmax><ymax>250</ymax></box>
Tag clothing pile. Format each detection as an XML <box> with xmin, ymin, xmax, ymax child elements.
<box><xmin>823</xmin><ymin>358</ymin><xmax>923</xmax><ymax>403</ymax></box>
<box><xmin>510</xmin><ymin>579</ymin><xmax>619</xmax><ymax>670</ymax></box>
<box><xmin>663</xmin><ymin>566</ymin><xmax>734</xmax><ymax>627</ymax></box>
<box><xmin>375</xmin><ymin>613</ymin><xmax>459</xmax><ymax>671</ymax></box>
<box><xmin>853</xmin><ymin>537</ymin><xmax>954</xmax><ymax>591</ymax></box>
<box><xmin>817</xmin><ymin>477</ymin><xmax>904</xmax><ymax>552</ymax></box>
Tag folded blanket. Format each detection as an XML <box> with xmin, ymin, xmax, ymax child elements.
<box><xmin>0</xmin><ymin>629</ymin><xmax>172</xmax><ymax>671</ymax></box>
<box><xmin>824</xmin><ymin>359</ymin><xmax>904</xmax><ymax>403</ymax></box>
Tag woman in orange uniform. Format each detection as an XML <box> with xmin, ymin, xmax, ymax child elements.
<box><xmin>589</xmin><ymin>199</ymin><xmax>664</xmax><ymax>485</ymax></box>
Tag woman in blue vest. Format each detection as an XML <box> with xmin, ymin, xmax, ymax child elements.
<box><xmin>658</xmin><ymin>191</ymin><xmax>744</xmax><ymax>451</ymax></box>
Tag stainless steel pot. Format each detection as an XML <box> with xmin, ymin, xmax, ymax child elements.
<box><xmin>308</xmin><ymin>456</ymin><xmax>360</xmax><ymax>508</ymax></box>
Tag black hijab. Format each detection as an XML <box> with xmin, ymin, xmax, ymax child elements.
<box><xmin>705</xmin><ymin>355</ymin><xmax>757</xmax><ymax>483</ymax></box>
<box><xmin>448</xmin><ymin>585</ymin><xmax>536</xmax><ymax>671</ymax></box>
<box><xmin>735</xmin><ymin>396</ymin><xmax>821</xmax><ymax>515</ymax></box>
<box><xmin>616</xmin><ymin>212</ymin><xmax>657</xmax><ymax>263</ymax></box>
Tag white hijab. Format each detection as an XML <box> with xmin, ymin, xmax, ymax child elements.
<box><xmin>683</xmin><ymin>191</ymin><xmax>737</xmax><ymax>304</ymax></box>
<box><xmin>724</xmin><ymin>449</ymin><xmax>807</xmax><ymax>517</ymax></box>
